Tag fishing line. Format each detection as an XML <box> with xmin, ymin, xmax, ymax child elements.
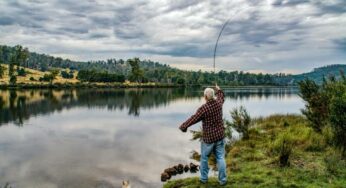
<box><xmin>212</xmin><ymin>8</ymin><xmax>247</xmax><ymax>84</ymax></box>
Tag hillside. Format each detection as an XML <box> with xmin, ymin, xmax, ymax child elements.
<box><xmin>292</xmin><ymin>64</ymin><xmax>346</xmax><ymax>84</ymax></box>
<box><xmin>1</xmin><ymin>44</ymin><xmax>345</xmax><ymax>86</ymax></box>
<box><xmin>0</xmin><ymin>64</ymin><xmax>79</xmax><ymax>85</ymax></box>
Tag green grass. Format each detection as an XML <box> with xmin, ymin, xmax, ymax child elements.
<box><xmin>164</xmin><ymin>115</ymin><xmax>346</xmax><ymax>188</ymax></box>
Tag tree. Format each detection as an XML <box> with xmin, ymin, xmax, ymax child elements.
<box><xmin>18</xmin><ymin>46</ymin><xmax>29</xmax><ymax>68</ymax></box>
<box><xmin>329</xmin><ymin>92</ymin><xmax>346</xmax><ymax>157</ymax></box>
<box><xmin>298</xmin><ymin>79</ymin><xmax>329</xmax><ymax>132</ymax></box>
<box><xmin>326</xmin><ymin>74</ymin><xmax>346</xmax><ymax>157</ymax></box>
<box><xmin>49</xmin><ymin>69</ymin><xmax>59</xmax><ymax>84</ymax></box>
<box><xmin>61</xmin><ymin>70</ymin><xmax>74</xmax><ymax>79</ymax></box>
<box><xmin>0</xmin><ymin>49</ymin><xmax>4</xmax><ymax>78</ymax></box>
<box><xmin>9</xmin><ymin>55</ymin><xmax>16</xmax><ymax>85</ymax></box>
<box><xmin>128</xmin><ymin>58</ymin><xmax>144</xmax><ymax>82</ymax></box>
<box><xmin>0</xmin><ymin>65</ymin><xmax>4</xmax><ymax>78</ymax></box>
<box><xmin>17</xmin><ymin>68</ymin><xmax>26</xmax><ymax>76</ymax></box>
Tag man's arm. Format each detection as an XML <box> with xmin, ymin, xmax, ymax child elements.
<box><xmin>215</xmin><ymin>84</ymin><xmax>225</xmax><ymax>104</ymax></box>
<box><xmin>179</xmin><ymin>106</ymin><xmax>205</xmax><ymax>132</ymax></box>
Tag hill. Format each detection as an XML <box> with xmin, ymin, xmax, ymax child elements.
<box><xmin>292</xmin><ymin>64</ymin><xmax>346</xmax><ymax>84</ymax></box>
<box><xmin>1</xmin><ymin>44</ymin><xmax>345</xmax><ymax>86</ymax></box>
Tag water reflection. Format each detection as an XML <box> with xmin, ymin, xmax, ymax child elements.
<box><xmin>0</xmin><ymin>87</ymin><xmax>299</xmax><ymax>126</ymax></box>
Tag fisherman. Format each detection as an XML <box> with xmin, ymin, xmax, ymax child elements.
<box><xmin>179</xmin><ymin>84</ymin><xmax>227</xmax><ymax>186</ymax></box>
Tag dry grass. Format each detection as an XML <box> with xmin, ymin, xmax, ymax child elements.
<box><xmin>0</xmin><ymin>64</ymin><xmax>79</xmax><ymax>84</ymax></box>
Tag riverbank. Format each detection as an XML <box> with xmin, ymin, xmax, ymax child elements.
<box><xmin>164</xmin><ymin>115</ymin><xmax>346</xmax><ymax>188</ymax></box>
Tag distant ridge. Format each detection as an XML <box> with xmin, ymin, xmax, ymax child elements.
<box><xmin>292</xmin><ymin>64</ymin><xmax>346</xmax><ymax>84</ymax></box>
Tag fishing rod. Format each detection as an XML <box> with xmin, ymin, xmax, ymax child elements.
<box><xmin>211</xmin><ymin>8</ymin><xmax>245</xmax><ymax>86</ymax></box>
<box><xmin>213</xmin><ymin>18</ymin><xmax>230</xmax><ymax>74</ymax></box>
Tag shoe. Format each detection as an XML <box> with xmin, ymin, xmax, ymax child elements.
<box><xmin>220</xmin><ymin>181</ymin><xmax>227</xmax><ymax>186</ymax></box>
<box><xmin>200</xmin><ymin>180</ymin><xmax>207</xmax><ymax>184</ymax></box>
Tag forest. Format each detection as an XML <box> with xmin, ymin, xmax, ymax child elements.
<box><xmin>1</xmin><ymin>44</ymin><xmax>345</xmax><ymax>86</ymax></box>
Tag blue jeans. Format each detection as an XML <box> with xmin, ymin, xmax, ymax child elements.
<box><xmin>200</xmin><ymin>139</ymin><xmax>227</xmax><ymax>184</ymax></box>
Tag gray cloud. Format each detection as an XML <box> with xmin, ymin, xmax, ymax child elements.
<box><xmin>0</xmin><ymin>0</ymin><xmax>345</xmax><ymax>73</ymax></box>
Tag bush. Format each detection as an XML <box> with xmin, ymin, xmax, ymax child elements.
<box><xmin>306</xmin><ymin>131</ymin><xmax>325</xmax><ymax>151</ymax></box>
<box><xmin>322</xmin><ymin>126</ymin><xmax>334</xmax><ymax>146</ymax></box>
<box><xmin>39</xmin><ymin>74</ymin><xmax>53</xmax><ymax>82</ymax></box>
<box><xmin>271</xmin><ymin>132</ymin><xmax>294</xmax><ymax>167</ymax></box>
<box><xmin>61</xmin><ymin>70</ymin><xmax>74</xmax><ymax>79</ymax></box>
<box><xmin>324</xmin><ymin>151</ymin><xmax>346</xmax><ymax>175</ymax></box>
<box><xmin>29</xmin><ymin>77</ymin><xmax>36</xmax><ymax>81</ymax></box>
<box><xmin>226</xmin><ymin>106</ymin><xmax>251</xmax><ymax>139</ymax></box>
<box><xmin>298</xmin><ymin>79</ymin><xmax>329</xmax><ymax>132</ymax></box>
<box><xmin>329</xmin><ymin>92</ymin><xmax>346</xmax><ymax>157</ymax></box>
<box><xmin>17</xmin><ymin>68</ymin><xmax>26</xmax><ymax>76</ymax></box>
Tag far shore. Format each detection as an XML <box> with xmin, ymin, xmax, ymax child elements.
<box><xmin>0</xmin><ymin>83</ymin><xmax>298</xmax><ymax>89</ymax></box>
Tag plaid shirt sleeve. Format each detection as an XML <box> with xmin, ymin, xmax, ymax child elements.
<box><xmin>179</xmin><ymin>106</ymin><xmax>205</xmax><ymax>131</ymax></box>
<box><xmin>216</xmin><ymin>89</ymin><xmax>225</xmax><ymax>104</ymax></box>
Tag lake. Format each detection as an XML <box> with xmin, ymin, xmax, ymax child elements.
<box><xmin>0</xmin><ymin>87</ymin><xmax>303</xmax><ymax>188</ymax></box>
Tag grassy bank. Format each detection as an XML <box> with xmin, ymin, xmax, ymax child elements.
<box><xmin>164</xmin><ymin>115</ymin><xmax>346</xmax><ymax>188</ymax></box>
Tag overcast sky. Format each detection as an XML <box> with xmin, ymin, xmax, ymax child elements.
<box><xmin>0</xmin><ymin>0</ymin><xmax>345</xmax><ymax>73</ymax></box>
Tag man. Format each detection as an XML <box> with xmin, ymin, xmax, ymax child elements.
<box><xmin>179</xmin><ymin>84</ymin><xmax>227</xmax><ymax>186</ymax></box>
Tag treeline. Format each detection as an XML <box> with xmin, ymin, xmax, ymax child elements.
<box><xmin>0</xmin><ymin>44</ymin><xmax>298</xmax><ymax>85</ymax></box>
<box><xmin>77</xmin><ymin>70</ymin><xmax>125</xmax><ymax>82</ymax></box>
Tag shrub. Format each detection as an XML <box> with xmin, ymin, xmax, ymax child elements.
<box><xmin>29</xmin><ymin>77</ymin><xmax>36</xmax><ymax>81</ymax></box>
<box><xmin>324</xmin><ymin>151</ymin><xmax>346</xmax><ymax>175</ymax></box>
<box><xmin>271</xmin><ymin>132</ymin><xmax>294</xmax><ymax>167</ymax></box>
<box><xmin>283</xmin><ymin>121</ymin><xmax>290</xmax><ymax>127</ymax></box>
<box><xmin>61</xmin><ymin>70</ymin><xmax>74</xmax><ymax>79</ymax></box>
<box><xmin>298</xmin><ymin>79</ymin><xmax>329</xmax><ymax>132</ymax></box>
<box><xmin>17</xmin><ymin>68</ymin><xmax>26</xmax><ymax>76</ymax></box>
<box><xmin>329</xmin><ymin>92</ymin><xmax>346</xmax><ymax>157</ymax></box>
<box><xmin>39</xmin><ymin>74</ymin><xmax>53</xmax><ymax>82</ymax></box>
<box><xmin>226</xmin><ymin>106</ymin><xmax>251</xmax><ymax>139</ymax></box>
<box><xmin>190</xmin><ymin>130</ymin><xmax>202</xmax><ymax>141</ymax></box>
<box><xmin>306</xmin><ymin>131</ymin><xmax>325</xmax><ymax>151</ymax></box>
<box><xmin>322</xmin><ymin>126</ymin><xmax>334</xmax><ymax>146</ymax></box>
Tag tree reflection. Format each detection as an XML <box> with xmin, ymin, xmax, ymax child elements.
<box><xmin>0</xmin><ymin>87</ymin><xmax>298</xmax><ymax>126</ymax></box>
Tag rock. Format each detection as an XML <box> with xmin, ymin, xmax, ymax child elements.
<box><xmin>165</xmin><ymin>167</ymin><xmax>177</xmax><ymax>176</ymax></box>
<box><xmin>190</xmin><ymin>163</ymin><xmax>199</xmax><ymax>173</ymax></box>
<box><xmin>161</xmin><ymin>172</ymin><xmax>171</xmax><ymax>182</ymax></box>
<box><xmin>184</xmin><ymin>164</ymin><xmax>190</xmax><ymax>172</ymax></box>
<box><xmin>177</xmin><ymin>164</ymin><xmax>184</xmax><ymax>174</ymax></box>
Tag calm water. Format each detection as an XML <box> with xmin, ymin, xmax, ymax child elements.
<box><xmin>0</xmin><ymin>87</ymin><xmax>303</xmax><ymax>188</ymax></box>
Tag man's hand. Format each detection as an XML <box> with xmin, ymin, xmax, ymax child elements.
<box><xmin>215</xmin><ymin>83</ymin><xmax>220</xmax><ymax>91</ymax></box>
<box><xmin>179</xmin><ymin>126</ymin><xmax>187</xmax><ymax>133</ymax></box>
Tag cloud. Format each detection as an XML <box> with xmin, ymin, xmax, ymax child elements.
<box><xmin>0</xmin><ymin>0</ymin><xmax>345</xmax><ymax>73</ymax></box>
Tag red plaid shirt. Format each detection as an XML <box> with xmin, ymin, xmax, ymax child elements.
<box><xmin>180</xmin><ymin>89</ymin><xmax>225</xmax><ymax>143</ymax></box>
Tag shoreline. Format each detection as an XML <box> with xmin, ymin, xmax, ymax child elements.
<box><xmin>0</xmin><ymin>83</ymin><xmax>297</xmax><ymax>89</ymax></box>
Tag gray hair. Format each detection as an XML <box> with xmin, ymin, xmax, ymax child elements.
<box><xmin>204</xmin><ymin>88</ymin><xmax>215</xmax><ymax>100</ymax></box>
